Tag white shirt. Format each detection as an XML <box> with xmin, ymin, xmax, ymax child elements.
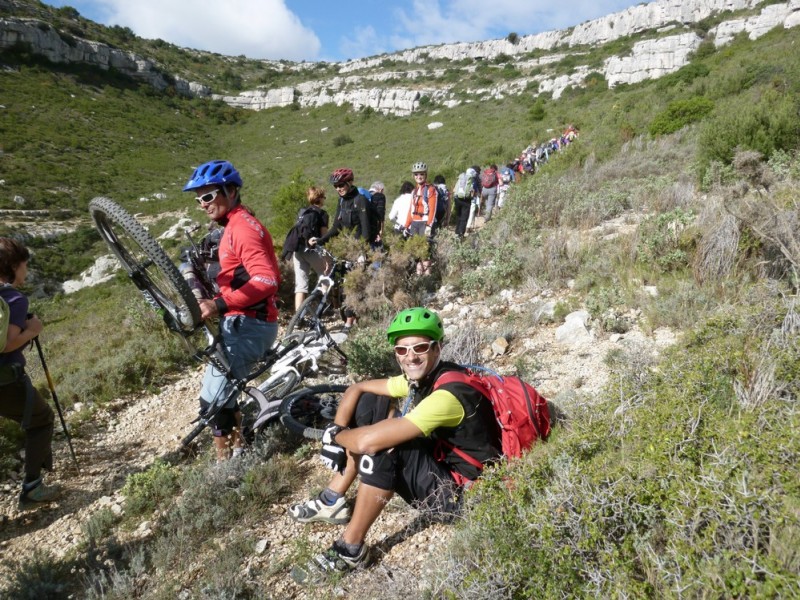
<box><xmin>388</xmin><ymin>193</ymin><xmax>412</xmax><ymax>228</ymax></box>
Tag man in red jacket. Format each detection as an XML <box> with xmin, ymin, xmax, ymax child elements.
<box><xmin>183</xmin><ymin>160</ymin><xmax>281</xmax><ymax>461</ymax></box>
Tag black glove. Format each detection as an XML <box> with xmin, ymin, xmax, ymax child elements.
<box><xmin>322</xmin><ymin>423</ymin><xmax>348</xmax><ymax>445</ymax></box>
<box><xmin>320</xmin><ymin>443</ymin><xmax>347</xmax><ymax>474</ymax></box>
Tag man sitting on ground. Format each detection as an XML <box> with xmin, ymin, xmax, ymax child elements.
<box><xmin>289</xmin><ymin>307</ymin><xmax>501</xmax><ymax>584</ymax></box>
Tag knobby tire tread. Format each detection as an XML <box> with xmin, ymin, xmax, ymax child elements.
<box><xmin>279</xmin><ymin>384</ymin><xmax>346</xmax><ymax>440</ymax></box>
<box><xmin>89</xmin><ymin>197</ymin><xmax>201</xmax><ymax>330</ymax></box>
<box><xmin>286</xmin><ymin>290</ymin><xmax>325</xmax><ymax>336</ymax></box>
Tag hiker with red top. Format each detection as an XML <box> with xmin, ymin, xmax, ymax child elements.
<box><xmin>183</xmin><ymin>160</ymin><xmax>281</xmax><ymax>462</ymax></box>
<box><xmin>479</xmin><ymin>163</ymin><xmax>500</xmax><ymax>222</ymax></box>
<box><xmin>288</xmin><ymin>307</ymin><xmax>518</xmax><ymax>584</ymax></box>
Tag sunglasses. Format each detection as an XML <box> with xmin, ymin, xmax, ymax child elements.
<box><xmin>333</xmin><ymin>182</ymin><xmax>349</xmax><ymax>189</ymax></box>
<box><xmin>195</xmin><ymin>189</ymin><xmax>222</xmax><ymax>205</ymax></box>
<box><xmin>394</xmin><ymin>340</ymin><xmax>437</xmax><ymax>356</ymax></box>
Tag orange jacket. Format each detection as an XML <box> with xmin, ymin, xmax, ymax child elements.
<box><xmin>405</xmin><ymin>184</ymin><xmax>438</xmax><ymax>228</ymax></box>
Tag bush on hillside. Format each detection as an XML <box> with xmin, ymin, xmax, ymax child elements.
<box><xmin>636</xmin><ymin>208</ymin><xmax>696</xmax><ymax>272</ymax></box>
<box><xmin>264</xmin><ymin>170</ymin><xmax>314</xmax><ymax>241</ymax></box>
<box><xmin>648</xmin><ymin>96</ymin><xmax>714</xmax><ymax>136</ymax></box>
<box><xmin>697</xmin><ymin>87</ymin><xmax>800</xmax><ymax>176</ymax></box>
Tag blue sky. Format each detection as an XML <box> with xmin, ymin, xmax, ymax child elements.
<box><xmin>42</xmin><ymin>0</ymin><xmax>650</xmax><ymax>62</ymax></box>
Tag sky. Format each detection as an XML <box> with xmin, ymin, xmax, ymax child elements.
<box><xmin>42</xmin><ymin>0</ymin><xmax>652</xmax><ymax>63</ymax></box>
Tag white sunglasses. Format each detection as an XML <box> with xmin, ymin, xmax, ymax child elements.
<box><xmin>195</xmin><ymin>188</ymin><xmax>222</xmax><ymax>205</ymax></box>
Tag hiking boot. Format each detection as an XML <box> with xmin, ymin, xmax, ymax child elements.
<box><xmin>18</xmin><ymin>479</ymin><xmax>60</xmax><ymax>509</ymax></box>
<box><xmin>288</xmin><ymin>495</ymin><xmax>351</xmax><ymax>524</ymax></box>
<box><xmin>290</xmin><ymin>540</ymin><xmax>370</xmax><ymax>585</ymax></box>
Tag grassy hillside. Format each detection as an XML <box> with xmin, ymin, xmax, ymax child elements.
<box><xmin>0</xmin><ymin>4</ymin><xmax>799</xmax><ymax>597</ymax></box>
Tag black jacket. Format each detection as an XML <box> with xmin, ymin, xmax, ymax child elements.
<box><xmin>317</xmin><ymin>187</ymin><xmax>373</xmax><ymax>244</ymax></box>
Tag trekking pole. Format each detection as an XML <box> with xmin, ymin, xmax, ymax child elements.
<box><xmin>33</xmin><ymin>337</ymin><xmax>79</xmax><ymax>470</ymax></box>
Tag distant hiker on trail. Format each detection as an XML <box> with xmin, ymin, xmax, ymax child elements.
<box><xmin>281</xmin><ymin>186</ymin><xmax>330</xmax><ymax>311</ymax></box>
<box><xmin>0</xmin><ymin>237</ymin><xmax>59</xmax><ymax>508</ymax></box>
<box><xmin>432</xmin><ymin>174</ymin><xmax>450</xmax><ymax>236</ymax></box>
<box><xmin>388</xmin><ymin>181</ymin><xmax>414</xmax><ymax>232</ymax></box>
<box><xmin>289</xmin><ymin>307</ymin><xmax>502</xmax><ymax>585</ymax></box>
<box><xmin>452</xmin><ymin>167</ymin><xmax>477</xmax><ymax>238</ymax></box>
<box><xmin>480</xmin><ymin>164</ymin><xmax>499</xmax><ymax>222</ymax></box>
<box><xmin>184</xmin><ymin>160</ymin><xmax>281</xmax><ymax>461</ymax></box>
<box><xmin>367</xmin><ymin>181</ymin><xmax>386</xmax><ymax>250</ymax></box>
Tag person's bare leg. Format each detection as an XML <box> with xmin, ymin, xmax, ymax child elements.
<box><xmin>295</xmin><ymin>292</ymin><xmax>306</xmax><ymax>311</ymax></box>
<box><xmin>341</xmin><ymin>482</ymin><xmax>394</xmax><ymax>546</ymax></box>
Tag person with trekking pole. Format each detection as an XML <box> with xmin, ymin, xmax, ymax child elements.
<box><xmin>0</xmin><ymin>238</ymin><xmax>61</xmax><ymax>508</ymax></box>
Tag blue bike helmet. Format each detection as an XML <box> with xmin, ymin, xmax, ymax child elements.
<box><xmin>183</xmin><ymin>160</ymin><xmax>243</xmax><ymax>191</ymax></box>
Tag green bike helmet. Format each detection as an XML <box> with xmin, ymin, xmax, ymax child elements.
<box><xmin>387</xmin><ymin>307</ymin><xmax>444</xmax><ymax>345</ymax></box>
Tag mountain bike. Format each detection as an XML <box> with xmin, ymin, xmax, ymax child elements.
<box><xmin>89</xmin><ymin>197</ymin><xmax>345</xmax><ymax>445</ymax></box>
<box><xmin>286</xmin><ymin>248</ymin><xmax>354</xmax><ymax>337</ymax></box>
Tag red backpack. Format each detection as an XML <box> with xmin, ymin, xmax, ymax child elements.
<box><xmin>480</xmin><ymin>168</ymin><xmax>498</xmax><ymax>188</ymax></box>
<box><xmin>433</xmin><ymin>368</ymin><xmax>551</xmax><ymax>477</ymax></box>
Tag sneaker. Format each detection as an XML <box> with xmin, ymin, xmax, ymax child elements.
<box><xmin>18</xmin><ymin>480</ymin><xmax>60</xmax><ymax>509</ymax></box>
<box><xmin>288</xmin><ymin>495</ymin><xmax>351</xmax><ymax>524</ymax></box>
<box><xmin>290</xmin><ymin>541</ymin><xmax>370</xmax><ymax>585</ymax></box>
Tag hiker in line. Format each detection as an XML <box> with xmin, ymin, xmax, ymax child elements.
<box><xmin>288</xmin><ymin>307</ymin><xmax>501</xmax><ymax>584</ymax></box>
<box><xmin>452</xmin><ymin>167</ymin><xmax>477</xmax><ymax>238</ymax></box>
<box><xmin>282</xmin><ymin>186</ymin><xmax>330</xmax><ymax>311</ymax></box>
<box><xmin>367</xmin><ymin>181</ymin><xmax>386</xmax><ymax>250</ymax></box>
<box><xmin>309</xmin><ymin>168</ymin><xmax>375</xmax><ymax>331</ymax></box>
<box><xmin>388</xmin><ymin>181</ymin><xmax>414</xmax><ymax>232</ymax></box>
<box><xmin>404</xmin><ymin>162</ymin><xmax>437</xmax><ymax>238</ymax></box>
<box><xmin>497</xmin><ymin>163</ymin><xmax>515</xmax><ymax>210</ymax></box>
<box><xmin>431</xmin><ymin>174</ymin><xmax>450</xmax><ymax>236</ymax></box>
<box><xmin>479</xmin><ymin>164</ymin><xmax>499</xmax><ymax>222</ymax></box>
<box><xmin>184</xmin><ymin>160</ymin><xmax>281</xmax><ymax>461</ymax></box>
<box><xmin>404</xmin><ymin>162</ymin><xmax>437</xmax><ymax>275</ymax></box>
<box><xmin>0</xmin><ymin>238</ymin><xmax>59</xmax><ymax>508</ymax></box>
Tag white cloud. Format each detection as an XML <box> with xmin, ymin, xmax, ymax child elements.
<box><xmin>95</xmin><ymin>0</ymin><xmax>321</xmax><ymax>60</ymax></box>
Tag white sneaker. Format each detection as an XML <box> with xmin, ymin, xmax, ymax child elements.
<box><xmin>288</xmin><ymin>495</ymin><xmax>351</xmax><ymax>524</ymax></box>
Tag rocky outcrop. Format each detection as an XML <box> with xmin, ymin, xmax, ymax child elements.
<box><xmin>2</xmin><ymin>1</ymin><xmax>799</xmax><ymax>114</ymax></box>
<box><xmin>0</xmin><ymin>17</ymin><xmax>210</xmax><ymax>97</ymax></box>
<box><xmin>605</xmin><ymin>32</ymin><xmax>702</xmax><ymax>87</ymax></box>
<box><xmin>710</xmin><ymin>1</ymin><xmax>798</xmax><ymax>45</ymax></box>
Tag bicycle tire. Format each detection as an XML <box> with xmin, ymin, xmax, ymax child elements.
<box><xmin>256</xmin><ymin>370</ymin><xmax>301</xmax><ymax>403</ymax></box>
<box><xmin>279</xmin><ymin>384</ymin><xmax>346</xmax><ymax>440</ymax></box>
<box><xmin>240</xmin><ymin>371</ymin><xmax>301</xmax><ymax>442</ymax></box>
<box><xmin>286</xmin><ymin>289</ymin><xmax>327</xmax><ymax>336</ymax></box>
<box><xmin>89</xmin><ymin>197</ymin><xmax>201</xmax><ymax>332</ymax></box>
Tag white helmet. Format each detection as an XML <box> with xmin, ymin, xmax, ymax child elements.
<box><xmin>466</xmin><ymin>167</ymin><xmax>477</xmax><ymax>177</ymax></box>
<box><xmin>412</xmin><ymin>162</ymin><xmax>428</xmax><ymax>173</ymax></box>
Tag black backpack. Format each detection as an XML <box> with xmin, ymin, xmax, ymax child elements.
<box><xmin>281</xmin><ymin>207</ymin><xmax>320</xmax><ymax>259</ymax></box>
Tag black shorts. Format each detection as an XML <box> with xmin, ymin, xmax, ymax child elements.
<box><xmin>353</xmin><ymin>392</ymin><xmax>463</xmax><ymax>519</ymax></box>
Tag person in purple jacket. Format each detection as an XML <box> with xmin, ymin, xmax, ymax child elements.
<box><xmin>0</xmin><ymin>237</ymin><xmax>59</xmax><ymax>508</ymax></box>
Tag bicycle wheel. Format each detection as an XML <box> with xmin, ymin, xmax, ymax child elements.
<box><xmin>286</xmin><ymin>289</ymin><xmax>328</xmax><ymax>335</ymax></box>
<box><xmin>89</xmin><ymin>197</ymin><xmax>201</xmax><ymax>332</ymax></box>
<box><xmin>256</xmin><ymin>369</ymin><xmax>301</xmax><ymax>402</ymax></box>
<box><xmin>240</xmin><ymin>371</ymin><xmax>301</xmax><ymax>443</ymax></box>
<box><xmin>279</xmin><ymin>384</ymin><xmax>346</xmax><ymax>440</ymax></box>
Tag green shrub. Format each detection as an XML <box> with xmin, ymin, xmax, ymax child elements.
<box><xmin>343</xmin><ymin>325</ymin><xmax>398</xmax><ymax>379</ymax></box>
<box><xmin>121</xmin><ymin>460</ymin><xmax>180</xmax><ymax>516</ymax></box>
<box><xmin>636</xmin><ymin>208</ymin><xmax>695</xmax><ymax>272</ymax></box>
<box><xmin>698</xmin><ymin>87</ymin><xmax>800</xmax><ymax>172</ymax></box>
<box><xmin>332</xmin><ymin>134</ymin><xmax>354</xmax><ymax>147</ymax></box>
<box><xmin>649</xmin><ymin>96</ymin><xmax>714</xmax><ymax>136</ymax></box>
